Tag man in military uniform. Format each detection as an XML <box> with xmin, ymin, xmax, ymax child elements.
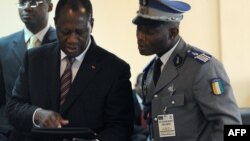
<box><xmin>132</xmin><ymin>0</ymin><xmax>242</xmax><ymax>141</ymax></box>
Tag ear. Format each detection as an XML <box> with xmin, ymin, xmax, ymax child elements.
<box><xmin>89</xmin><ymin>18</ymin><xmax>94</xmax><ymax>33</ymax></box>
<box><xmin>48</xmin><ymin>2</ymin><xmax>53</xmax><ymax>12</ymax></box>
<box><xmin>90</xmin><ymin>18</ymin><xmax>94</xmax><ymax>28</ymax></box>
<box><xmin>54</xmin><ymin>17</ymin><xmax>57</xmax><ymax>27</ymax></box>
<box><xmin>169</xmin><ymin>27</ymin><xmax>179</xmax><ymax>39</ymax></box>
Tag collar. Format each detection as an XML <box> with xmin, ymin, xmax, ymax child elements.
<box><xmin>158</xmin><ymin>38</ymin><xmax>181</xmax><ymax>65</ymax></box>
<box><xmin>24</xmin><ymin>24</ymin><xmax>50</xmax><ymax>43</ymax></box>
<box><xmin>60</xmin><ymin>37</ymin><xmax>92</xmax><ymax>62</ymax></box>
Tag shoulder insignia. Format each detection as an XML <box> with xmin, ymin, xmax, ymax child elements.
<box><xmin>187</xmin><ymin>49</ymin><xmax>211</xmax><ymax>64</ymax></box>
<box><xmin>173</xmin><ymin>54</ymin><xmax>184</xmax><ymax>67</ymax></box>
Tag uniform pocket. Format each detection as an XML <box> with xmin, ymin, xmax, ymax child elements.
<box><xmin>161</xmin><ymin>93</ymin><xmax>185</xmax><ymax>108</ymax></box>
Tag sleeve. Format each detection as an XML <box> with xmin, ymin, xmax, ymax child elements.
<box><xmin>193</xmin><ymin>58</ymin><xmax>242</xmax><ymax>141</ymax></box>
<box><xmin>0</xmin><ymin>60</ymin><xmax>5</xmax><ymax>106</ymax></box>
<box><xmin>6</xmin><ymin>51</ymin><xmax>38</xmax><ymax>132</ymax></box>
<box><xmin>98</xmin><ymin>63</ymin><xmax>134</xmax><ymax>141</ymax></box>
<box><xmin>0</xmin><ymin>44</ymin><xmax>6</xmax><ymax>106</ymax></box>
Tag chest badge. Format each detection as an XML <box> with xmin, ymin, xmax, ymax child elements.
<box><xmin>168</xmin><ymin>83</ymin><xmax>176</xmax><ymax>96</ymax></box>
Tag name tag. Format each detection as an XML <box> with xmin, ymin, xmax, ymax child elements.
<box><xmin>157</xmin><ymin>114</ymin><xmax>176</xmax><ymax>137</ymax></box>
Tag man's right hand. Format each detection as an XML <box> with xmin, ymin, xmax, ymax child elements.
<box><xmin>34</xmin><ymin>109</ymin><xmax>69</xmax><ymax>128</ymax></box>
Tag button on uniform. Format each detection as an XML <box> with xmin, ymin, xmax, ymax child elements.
<box><xmin>171</xmin><ymin>101</ymin><xmax>175</xmax><ymax>104</ymax></box>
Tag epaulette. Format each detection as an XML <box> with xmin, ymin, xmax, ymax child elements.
<box><xmin>186</xmin><ymin>48</ymin><xmax>212</xmax><ymax>64</ymax></box>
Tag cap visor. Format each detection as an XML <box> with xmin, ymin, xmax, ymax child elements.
<box><xmin>132</xmin><ymin>16</ymin><xmax>166</xmax><ymax>25</ymax></box>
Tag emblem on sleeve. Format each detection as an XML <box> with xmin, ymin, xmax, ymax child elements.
<box><xmin>211</xmin><ymin>78</ymin><xmax>225</xmax><ymax>95</ymax></box>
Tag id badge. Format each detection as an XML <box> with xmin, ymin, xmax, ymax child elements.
<box><xmin>157</xmin><ymin>114</ymin><xmax>176</xmax><ymax>137</ymax></box>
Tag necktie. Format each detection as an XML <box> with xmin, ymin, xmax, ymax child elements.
<box><xmin>60</xmin><ymin>57</ymin><xmax>75</xmax><ymax>105</ymax></box>
<box><xmin>153</xmin><ymin>58</ymin><xmax>162</xmax><ymax>85</ymax></box>
<box><xmin>28</xmin><ymin>35</ymin><xmax>39</xmax><ymax>48</ymax></box>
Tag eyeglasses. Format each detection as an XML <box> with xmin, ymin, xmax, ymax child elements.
<box><xmin>17</xmin><ymin>0</ymin><xmax>44</xmax><ymax>9</ymax></box>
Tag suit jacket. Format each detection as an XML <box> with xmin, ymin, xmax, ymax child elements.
<box><xmin>7</xmin><ymin>37</ymin><xmax>134</xmax><ymax>141</ymax></box>
<box><xmin>132</xmin><ymin>90</ymin><xmax>149</xmax><ymax>140</ymax></box>
<box><xmin>142</xmin><ymin>38</ymin><xmax>242</xmax><ymax>141</ymax></box>
<box><xmin>133</xmin><ymin>90</ymin><xmax>142</xmax><ymax>127</ymax></box>
<box><xmin>0</xmin><ymin>27</ymin><xmax>57</xmax><ymax>137</ymax></box>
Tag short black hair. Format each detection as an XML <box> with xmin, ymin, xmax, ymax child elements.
<box><xmin>54</xmin><ymin>0</ymin><xmax>93</xmax><ymax>20</ymax></box>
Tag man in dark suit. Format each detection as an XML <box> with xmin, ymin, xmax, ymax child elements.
<box><xmin>0</xmin><ymin>0</ymin><xmax>56</xmax><ymax>140</ymax></box>
<box><xmin>7</xmin><ymin>0</ymin><xmax>134</xmax><ymax>141</ymax></box>
<box><xmin>132</xmin><ymin>73</ymin><xmax>149</xmax><ymax>141</ymax></box>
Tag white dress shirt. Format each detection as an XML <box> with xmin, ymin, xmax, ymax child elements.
<box><xmin>24</xmin><ymin>24</ymin><xmax>50</xmax><ymax>49</ymax></box>
<box><xmin>33</xmin><ymin>37</ymin><xmax>91</xmax><ymax>127</ymax></box>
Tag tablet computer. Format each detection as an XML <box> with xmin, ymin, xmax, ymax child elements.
<box><xmin>31</xmin><ymin>127</ymin><xmax>97</xmax><ymax>139</ymax></box>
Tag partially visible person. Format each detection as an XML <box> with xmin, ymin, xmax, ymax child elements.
<box><xmin>0</xmin><ymin>0</ymin><xmax>56</xmax><ymax>141</ymax></box>
<box><xmin>132</xmin><ymin>0</ymin><xmax>242</xmax><ymax>141</ymax></box>
<box><xmin>132</xmin><ymin>73</ymin><xmax>149</xmax><ymax>141</ymax></box>
<box><xmin>7</xmin><ymin>0</ymin><xmax>134</xmax><ymax>141</ymax></box>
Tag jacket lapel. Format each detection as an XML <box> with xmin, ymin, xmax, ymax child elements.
<box><xmin>11</xmin><ymin>31</ymin><xmax>27</xmax><ymax>63</ymax></box>
<box><xmin>154</xmin><ymin>39</ymin><xmax>186</xmax><ymax>93</ymax></box>
<box><xmin>41</xmin><ymin>27</ymin><xmax>57</xmax><ymax>44</ymax></box>
<box><xmin>46</xmin><ymin>44</ymin><xmax>61</xmax><ymax>111</ymax></box>
<box><xmin>154</xmin><ymin>59</ymin><xmax>178</xmax><ymax>94</ymax></box>
<box><xmin>60</xmin><ymin>41</ymin><xmax>101</xmax><ymax>114</ymax></box>
<box><xmin>11</xmin><ymin>27</ymin><xmax>56</xmax><ymax>63</ymax></box>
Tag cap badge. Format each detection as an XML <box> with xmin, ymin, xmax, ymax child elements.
<box><xmin>140</xmin><ymin>0</ymin><xmax>148</xmax><ymax>6</ymax></box>
<box><xmin>139</xmin><ymin>5</ymin><xmax>149</xmax><ymax>14</ymax></box>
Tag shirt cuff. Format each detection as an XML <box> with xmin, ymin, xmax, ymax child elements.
<box><xmin>32</xmin><ymin>108</ymin><xmax>43</xmax><ymax>127</ymax></box>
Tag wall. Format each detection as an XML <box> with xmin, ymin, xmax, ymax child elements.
<box><xmin>219</xmin><ymin>0</ymin><xmax>250</xmax><ymax>107</ymax></box>
<box><xmin>0</xmin><ymin>0</ymin><xmax>249</xmax><ymax>107</ymax></box>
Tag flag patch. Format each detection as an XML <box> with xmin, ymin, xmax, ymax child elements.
<box><xmin>211</xmin><ymin>78</ymin><xmax>224</xmax><ymax>95</ymax></box>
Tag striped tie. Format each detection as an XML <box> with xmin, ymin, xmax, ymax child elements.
<box><xmin>60</xmin><ymin>57</ymin><xmax>75</xmax><ymax>105</ymax></box>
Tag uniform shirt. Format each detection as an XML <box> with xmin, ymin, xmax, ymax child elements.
<box><xmin>60</xmin><ymin>38</ymin><xmax>91</xmax><ymax>81</ymax></box>
<box><xmin>158</xmin><ymin>38</ymin><xmax>180</xmax><ymax>71</ymax></box>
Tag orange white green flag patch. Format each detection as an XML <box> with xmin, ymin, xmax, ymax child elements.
<box><xmin>211</xmin><ymin>78</ymin><xmax>224</xmax><ymax>95</ymax></box>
